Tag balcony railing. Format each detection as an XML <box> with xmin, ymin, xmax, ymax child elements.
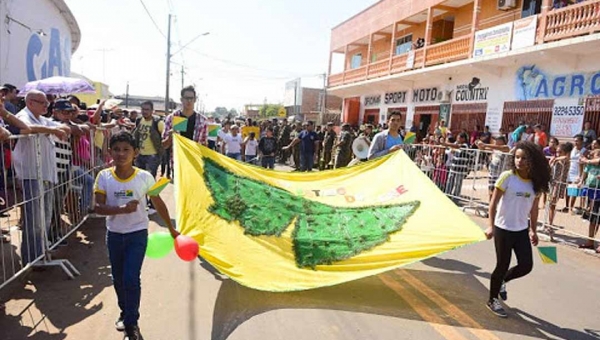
<box><xmin>543</xmin><ymin>0</ymin><xmax>600</xmax><ymax>42</ymax></box>
<box><xmin>424</xmin><ymin>35</ymin><xmax>471</xmax><ymax>66</ymax></box>
<box><xmin>328</xmin><ymin>0</ymin><xmax>600</xmax><ymax>88</ymax></box>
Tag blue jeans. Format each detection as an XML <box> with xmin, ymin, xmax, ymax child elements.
<box><xmin>245</xmin><ymin>155</ymin><xmax>257</xmax><ymax>164</ymax></box>
<box><xmin>227</xmin><ymin>153</ymin><xmax>241</xmax><ymax>161</ymax></box>
<box><xmin>22</xmin><ymin>179</ymin><xmax>54</xmax><ymax>265</ymax></box>
<box><xmin>106</xmin><ymin>229</ymin><xmax>148</xmax><ymax>327</ymax></box>
<box><xmin>73</xmin><ymin>168</ymin><xmax>94</xmax><ymax>213</ymax></box>
<box><xmin>300</xmin><ymin>152</ymin><xmax>314</xmax><ymax>172</ymax></box>
<box><xmin>135</xmin><ymin>154</ymin><xmax>160</xmax><ymax>178</ymax></box>
<box><xmin>261</xmin><ymin>156</ymin><xmax>275</xmax><ymax>169</ymax></box>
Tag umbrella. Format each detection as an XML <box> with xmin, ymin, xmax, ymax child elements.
<box><xmin>20</xmin><ymin>76</ymin><xmax>95</xmax><ymax>95</ymax></box>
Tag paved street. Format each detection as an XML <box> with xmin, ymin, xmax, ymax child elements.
<box><xmin>1</xmin><ymin>179</ymin><xmax>600</xmax><ymax>340</ymax></box>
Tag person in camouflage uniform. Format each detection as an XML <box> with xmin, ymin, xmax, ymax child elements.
<box><xmin>321</xmin><ymin>122</ymin><xmax>337</xmax><ymax>170</ymax></box>
<box><xmin>278</xmin><ymin>119</ymin><xmax>292</xmax><ymax>163</ymax></box>
<box><xmin>334</xmin><ymin>123</ymin><xmax>354</xmax><ymax>169</ymax></box>
<box><xmin>290</xmin><ymin>122</ymin><xmax>303</xmax><ymax>169</ymax></box>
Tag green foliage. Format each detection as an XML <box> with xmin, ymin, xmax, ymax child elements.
<box><xmin>259</xmin><ymin>104</ymin><xmax>284</xmax><ymax>118</ymax></box>
<box><xmin>203</xmin><ymin>158</ymin><xmax>420</xmax><ymax>268</ymax></box>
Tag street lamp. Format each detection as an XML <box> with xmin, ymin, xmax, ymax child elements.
<box><xmin>165</xmin><ymin>13</ymin><xmax>209</xmax><ymax>114</ymax></box>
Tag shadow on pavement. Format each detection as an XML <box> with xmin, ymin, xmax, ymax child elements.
<box><xmin>209</xmin><ymin>265</ymin><xmax>596</xmax><ymax>340</ymax></box>
<box><xmin>0</xmin><ymin>218</ymin><xmax>112</xmax><ymax>340</ymax></box>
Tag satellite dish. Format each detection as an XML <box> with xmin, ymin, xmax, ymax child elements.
<box><xmin>352</xmin><ymin>137</ymin><xmax>370</xmax><ymax>160</ymax></box>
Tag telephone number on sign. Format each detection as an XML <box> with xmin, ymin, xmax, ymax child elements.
<box><xmin>553</xmin><ymin>105</ymin><xmax>584</xmax><ymax>116</ymax></box>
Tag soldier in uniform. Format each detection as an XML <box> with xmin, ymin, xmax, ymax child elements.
<box><xmin>334</xmin><ymin>123</ymin><xmax>354</xmax><ymax>169</ymax></box>
<box><xmin>278</xmin><ymin>119</ymin><xmax>292</xmax><ymax>164</ymax></box>
<box><xmin>290</xmin><ymin>122</ymin><xmax>303</xmax><ymax>169</ymax></box>
<box><xmin>321</xmin><ymin>122</ymin><xmax>337</xmax><ymax>170</ymax></box>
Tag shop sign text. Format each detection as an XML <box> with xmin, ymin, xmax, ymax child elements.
<box><xmin>384</xmin><ymin>91</ymin><xmax>407</xmax><ymax>105</ymax></box>
<box><xmin>455</xmin><ymin>77</ymin><xmax>489</xmax><ymax>102</ymax></box>
<box><xmin>517</xmin><ymin>65</ymin><xmax>600</xmax><ymax>100</ymax></box>
<box><xmin>413</xmin><ymin>87</ymin><xmax>440</xmax><ymax>103</ymax></box>
<box><xmin>364</xmin><ymin>95</ymin><xmax>381</xmax><ymax>107</ymax></box>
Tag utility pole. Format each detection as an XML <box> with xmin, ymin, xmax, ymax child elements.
<box><xmin>181</xmin><ymin>65</ymin><xmax>185</xmax><ymax>89</ymax></box>
<box><xmin>165</xmin><ymin>14</ymin><xmax>172</xmax><ymax>115</ymax></box>
<box><xmin>320</xmin><ymin>73</ymin><xmax>327</xmax><ymax>125</ymax></box>
<box><xmin>125</xmin><ymin>81</ymin><xmax>129</xmax><ymax>108</ymax></box>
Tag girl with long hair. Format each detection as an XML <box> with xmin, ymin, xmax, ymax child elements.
<box><xmin>486</xmin><ymin>141</ymin><xmax>551</xmax><ymax>318</ymax></box>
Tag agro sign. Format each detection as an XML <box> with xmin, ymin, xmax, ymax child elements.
<box><xmin>517</xmin><ymin>65</ymin><xmax>600</xmax><ymax>100</ymax></box>
<box><xmin>27</xmin><ymin>28</ymin><xmax>72</xmax><ymax>81</ymax></box>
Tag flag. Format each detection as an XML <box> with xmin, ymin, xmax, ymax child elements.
<box><xmin>404</xmin><ymin>132</ymin><xmax>416</xmax><ymax>144</ymax></box>
<box><xmin>173</xmin><ymin>135</ymin><xmax>485</xmax><ymax>292</ymax></box>
<box><xmin>538</xmin><ymin>246</ymin><xmax>557</xmax><ymax>264</ymax></box>
<box><xmin>241</xmin><ymin>126</ymin><xmax>260</xmax><ymax>139</ymax></box>
<box><xmin>147</xmin><ymin>177</ymin><xmax>171</xmax><ymax>196</ymax></box>
<box><xmin>173</xmin><ymin>116</ymin><xmax>188</xmax><ymax>132</ymax></box>
<box><xmin>208</xmin><ymin>124</ymin><xmax>221</xmax><ymax>141</ymax></box>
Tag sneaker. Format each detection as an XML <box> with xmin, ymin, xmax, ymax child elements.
<box><xmin>486</xmin><ymin>298</ymin><xmax>508</xmax><ymax>318</ymax></box>
<box><xmin>124</xmin><ymin>325</ymin><xmax>144</xmax><ymax>340</ymax></box>
<box><xmin>147</xmin><ymin>208</ymin><xmax>156</xmax><ymax>215</ymax></box>
<box><xmin>499</xmin><ymin>281</ymin><xmax>507</xmax><ymax>301</ymax></box>
<box><xmin>115</xmin><ymin>316</ymin><xmax>125</xmax><ymax>332</ymax></box>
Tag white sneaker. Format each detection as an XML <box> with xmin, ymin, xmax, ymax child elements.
<box><xmin>147</xmin><ymin>208</ymin><xmax>157</xmax><ymax>215</ymax></box>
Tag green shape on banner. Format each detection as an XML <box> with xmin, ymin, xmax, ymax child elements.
<box><xmin>146</xmin><ymin>232</ymin><xmax>175</xmax><ymax>258</ymax></box>
<box><xmin>202</xmin><ymin>158</ymin><xmax>420</xmax><ymax>268</ymax></box>
<box><xmin>173</xmin><ymin>116</ymin><xmax>188</xmax><ymax>132</ymax></box>
<box><xmin>538</xmin><ymin>246</ymin><xmax>557</xmax><ymax>264</ymax></box>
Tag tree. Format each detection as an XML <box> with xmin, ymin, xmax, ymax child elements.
<box><xmin>214</xmin><ymin>107</ymin><xmax>229</xmax><ymax>117</ymax></box>
<box><xmin>228</xmin><ymin>108</ymin><xmax>238</xmax><ymax>117</ymax></box>
<box><xmin>259</xmin><ymin>104</ymin><xmax>284</xmax><ymax>118</ymax></box>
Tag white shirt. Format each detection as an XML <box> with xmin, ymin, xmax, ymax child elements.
<box><xmin>218</xmin><ymin>130</ymin><xmax>243</xmax><ymax>154</ymax></box>
<box><xmin>494</xmin><ymin>171</ymin><xmax>536</xmax><ymax>232</ymax></box>
<box><xmin>568</xmin><ymin>146</ymin><xmax>586</xmax><ymax>182</ymax></box>
<box><xmin>13</xmin><ymin>108</ymin><xmax>62</xmax><ymax>183</ymax></box>
<box><xmin>94</xmin><ymin>168</ymin><xmax>155</xmax><ymax>234</ymax></box>
<box><xmin>245</xmin><ymin>139</ymin><xmax>258</xmax><ymax>156</ymax></box>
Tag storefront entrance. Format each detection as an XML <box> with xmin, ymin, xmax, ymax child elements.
<box><xmin>450</xmin><ymin>103</ymin><xmax>487</xmax><ymax>134</ymax></box>
<box><xmin>413</xmin><ymin>105</ymin><xmax>440</xmax><ymax>140</ymax></box>
<box><xmin>364</xmin><ymin>109</ymin><xmax>380</xmax><ymax>125</ymax></box>
<box><xmin>584</xmin><ymin>97</ymin><xmax>600</xmax><ymax>134</ymax></box>
<box><xmin>501</xmin><ymin>99</ymin><xmax>554</xmax><ymax>131</ymax></box>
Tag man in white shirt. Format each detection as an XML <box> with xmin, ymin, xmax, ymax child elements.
<box><xmin>13</xmin><ymin>90</ymin><xmax>70</xmax><ymax>265</ymax></box>
<box><xmin>217</xmin><ymin>124</ymin><xmax>243</xmax><ymax>160</ymax></box>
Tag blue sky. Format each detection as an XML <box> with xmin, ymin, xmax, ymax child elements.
<box><xmin>65</xmin><ymin>0</ymin><xmax>375</xmax><ymax>111</ymax></box>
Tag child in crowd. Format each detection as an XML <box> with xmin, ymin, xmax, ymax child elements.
<box><xmin>243</xmin><ymin>132</ymin><xmax>259</xmax><ymax>164</ymax></box>
<box><xmin>258</xmin><ymin>127</ymin><xmax>277</xmax><ymax>169</ymax></box>
<box><xmin>547</xmin><ymin>142</ymin><xmax>573</xmax><ymax>239</ymax></box>
<box><xmin>544</xmin><ymin>137</ymin><xmax>559</xmax><ymax>158</ymax></box>
<box><xmin>486</xmin><ymin>141</ymin><xmax>551</xmax><ymax>318</ymax></box>
<box><xmin>476</xmin><ymin>136</ymin><xmax>511</xmax><ymax>201</ymax></box>
<box><xmin>94</xmin><ymin>131</ymin><xmax>177</xmax><ymax>340</ymax></box>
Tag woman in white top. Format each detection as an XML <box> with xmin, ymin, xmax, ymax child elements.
<box><xmin>566</xmin><ymin>134</ymin><xmax>586</xmax><ymax>213</ymax></box>
<box><xmin>485</xmin><ymin>141</ymin><xmax>551</xmax><ymax>318</ymax></box>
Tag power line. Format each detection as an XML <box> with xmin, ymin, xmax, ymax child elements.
<box><xmin>139</xmin><ymin>0</ymin><xmax>166</xmax><ymax>38</ymax></box>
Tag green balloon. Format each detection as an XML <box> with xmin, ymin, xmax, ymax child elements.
<box><xmin>146</xmin><ymin>232</ymin><xmax>175</xmax><ymax>258</ymax></box>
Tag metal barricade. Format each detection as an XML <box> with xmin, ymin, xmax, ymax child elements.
<box><xmin>0</xmin><ymin>128</ymin><xmax>112</xmax><ymax>291</ymax></box>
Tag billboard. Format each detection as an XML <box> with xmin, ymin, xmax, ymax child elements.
<box><xmin>284</xmin><ymin>78</ymin><xmax>302</xmax><ymax>107</ymax></box>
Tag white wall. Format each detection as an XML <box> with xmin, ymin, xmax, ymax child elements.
<box><xmin>0</xmin><ymin>0</ymin><xmax>75</xmax><ymax>88</ymax></box>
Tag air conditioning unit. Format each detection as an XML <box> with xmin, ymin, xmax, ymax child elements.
<box><xmin>498</xmin><ymin>0</ymin><xmax>516</xmax><ymax>10</ymax></box>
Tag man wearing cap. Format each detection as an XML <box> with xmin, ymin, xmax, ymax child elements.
<box><xmin>13</xmin><ymin>90</ymin><xmax>71</xmax><ymax>264</ymax></box>
<box><xmin>1</xmin><ymin>84</ymin><xmax>18</xmax><ymax>114</ymax></box>
<box><xmin>218</xmin><ymin>124</ymin><xmax>243</xmax><ymax>160</ymax></box>
<box><xmin>368</xmin><ymin>111</ymin><xmax>404</xmax><ymax>160</ymax></box>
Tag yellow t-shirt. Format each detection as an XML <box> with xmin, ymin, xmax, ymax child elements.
<box><xmin>138</xmin><ymin>119</ymin><xmax>165</xmax><ymax>156</ymax></box>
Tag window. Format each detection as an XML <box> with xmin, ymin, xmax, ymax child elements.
<box><xmin>395</xmin><ymin>34</ymin><xmax>413</xmax><ymax>55</ymax></box>
<box><xmin>350</xmin><ymin>53</ymin><xmax>362</xmax><ymax>69</ymax></box>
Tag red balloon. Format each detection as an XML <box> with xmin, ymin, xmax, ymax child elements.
<box><xmin>174</xmin><ymin>235</ymin><xmax>199</xmax><ymax>262</ymax></box>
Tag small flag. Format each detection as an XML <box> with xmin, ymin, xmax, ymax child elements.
<box><xmin>404</xmin><ymin>132</ymin><xmax>416</xmax><ymax>144</ymax></box>
<box><xmin>173</xmin><ymin>116</ymin><xmax>188</xmax><ymax>132</ymax></box>
<box><xmin>208</xmin><ymin>124</ymin><xmax>221</xmax><ymax>139</ymax></box>
<box><xmin>147</xmin><ymin>177</ymin><xmax>171</xmax><ymax>196</ymax></box>
<box><xmin>538</xmin><ymin>246</ymin><xmax>557</xmax><ymax>264</ymax></box>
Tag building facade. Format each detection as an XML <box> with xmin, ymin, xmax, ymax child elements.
<box><xmin>0</xmin><ymin>0</ymin><xmax>80</xmax><ymax>87</ymax></box>
<box><xmin>327</xmin><ymin>0</ymin><xmax>600</xmax><ymax>138</ymax></box>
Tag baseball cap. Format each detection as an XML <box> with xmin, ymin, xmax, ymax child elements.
<box><xmin>54</xmin><ymin>98</ymin><xmax>75</xmax><ymax>111</ymax></box>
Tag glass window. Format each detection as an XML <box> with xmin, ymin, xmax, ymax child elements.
<box><xmin>395</xmin><ymin>34</ymin><xmax>413</xmax><ymax>55</ymax></box>
<box><xmin>351</xmin><ymin>54</ymin><xmax>362</xmax><ymax>69</ymax></box>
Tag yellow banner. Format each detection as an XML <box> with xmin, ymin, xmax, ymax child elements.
<box><xmin>173</xmin><ymin>135</ymin><xmax>485</xmax><ymax>291</ymax></box>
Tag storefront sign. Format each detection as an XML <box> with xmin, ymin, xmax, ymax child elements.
<box><xmin>406</xmin><ymin>51</ymin><xmax>415</xmax><ymax>69</ymax></box>
<box><xmin>364</xmin><ymin>95</ymin><xmax>381</xmax><ymax>107</ymax></box>
<box><xmin>413</xmin><ymin>87</ymin><xmax>440</xmax><ymax>103</ymax></box>
<box><xmin>550</xmin><ymin>98</ymin><xmax>585</xmax><ymax>137</ymax></box>
<box><xmin>484</xmin><ymin>107</ymin><xmax>502</xmax><ymax>133</ymax></box>
<box><xmin>384</xmin><ymin>91</ymin><xmax>407</xmax><ymax>105</ymax></box>
<box><xmin>473</xmin><ymin>22</ymin><xmax>513</xmax><ymax>57</ymax></box>
<box><xmin>455</xmin><ymin>78</ymin><xmax>489</xmax><ymax>102</ymax></box>
<box><xmin>512</xmin><ymin>16</ymin><xmax>537</xmax><ymax>50</ymax></box>
<box><xmin>516</xmin><ymin>65</ymin><xmax>600</xmax><ymax>100</ymax></box>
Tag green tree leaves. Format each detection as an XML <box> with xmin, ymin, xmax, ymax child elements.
<box><xmin>203</xmin><ymin>158</ymin><xmax>420</xmax><ymax>268</ymax></box>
